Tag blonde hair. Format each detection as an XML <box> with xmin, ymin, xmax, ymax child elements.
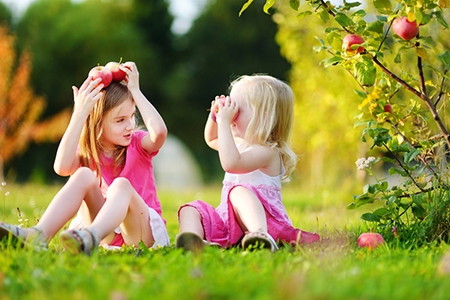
<box><xmin>229</xmin><ymin>75</ymin><xmax>297</xmax><ymax>181</ymax></box>
<box><xmin>79</xmin><ymin>82</ymin><xmax>133</xmax><ymax>180</ymax></box>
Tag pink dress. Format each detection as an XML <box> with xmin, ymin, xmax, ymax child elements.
<box><xmin>179</xmin><ymin>156</ymin><xmax>320</xmax><ymax>248</ymax></box>
<box><xmin>69</xmin><ymin>130</ymin><xmax>170</xmax><ymax>248</ymax></box>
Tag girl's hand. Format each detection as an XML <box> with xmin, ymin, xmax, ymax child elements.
<box><xmin>216</xmin><ymin>96</ymin><xmax>238</xmax><ymax>124</ymax></box>
<box><xmin>120</xmin><ymin>62</ymin><xmax>140</xmax><ymax>91</ymax></box>
<box><xmin>72</xmin><ymin>76</ymin><xmax>103</xmax><ymax>117</ymax></box>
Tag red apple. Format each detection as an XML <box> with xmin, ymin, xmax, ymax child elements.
<box><xmin>392</xmin><ymin>17</ymin><xmax>419</xmax><ymax>41</ymax></box>
<box><xmin>210</xmin><ymin>98</ymin><xmax>239</xmax><ymax>123</ymax></box>
<box><xmin>343</xmin><ymin>34</ymin><xmax>365</xmax><ymax>55</ymax></box>
<box><xmin>384</xmin><ymin>104</ymin><xmax>393</xmax><ymax>114</ymax></box>
<box><xmin>88</xmin><ymin>65</ymin><xmax>113</xmax><ymax>87</ymax></box>
<box><xmin>105</xmin><ymin>61</ymin><xmax>127</xmax><ymax>82</ymax></box>
<box><xmin>357</xmin><ymin>233</ymin><xmax>385</xmax><ymax>250</ymax></box>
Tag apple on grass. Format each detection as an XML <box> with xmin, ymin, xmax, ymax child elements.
<box><xmin>105</xmin><ymin>60</ymin><xmax>127</xmax><ymax>82</ymax></box>
<box><xmin>210</xmin><ymin>98</ymin><xmax>239</xmax><ymax>123</ymax></box>
<box><xmin>343</xmin><ymin>34</ymin><xmax>365</xmax><ymax>55</ymax></box>
<box><xmin>357</xmin><ymin>233</ymin><xmax>385</xmax><ymax>250</ymax></box>
<box><xmin>392</xmin><ymin>17</ymin><xmax>419</xmax><ymax>41</ymax></box>
<box><xmin>89</xmin><ymin>65</ymin><xmax>113</xmax><ymax>87</ymax></box>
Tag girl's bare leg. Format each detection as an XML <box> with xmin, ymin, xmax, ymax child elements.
<box><xmin>34</xmin><ymin>167</ymin><xmax>105</xmax><ymax>240</ymax></box>
<box><xmin>178</xmin><ymin>206</ymin><xmax>204</xmax><ymax>239</ymax></box>
<box><xmin>88</xmin><ymin>178</ymin><xmax>154</xmax><ymax>247</ymax></box>
<box><xmin>229</xmin><ymin>186</ymin><xmax>267</xmax><ymax>233</ymax></box>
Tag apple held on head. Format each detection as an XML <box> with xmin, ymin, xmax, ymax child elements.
<box><xmin>210</xmin><ymin>97</ymin><xmax>239</xmax><ymax>123</ymax></box>
<box><xmin>343</xmin><ymin>34</ymin><xmax>365</xmax><ymax>55</ymax></box>
<box><xmin>357</xmin><ymin>232</ymin><xmax>385</xmax><ymax>250</ymax></box>
<box><xmin>105</xmin><ymin>60</ymin><xmax>127</xmax><ymax>82</ymax></box>
<box><xmin>88</xmin><ymin>65</ymin><xmax>113</xmax><ymax>87</ymax></box>
<box><xmin>392</xmin><ymin>16</ymin><xmax>419</xmax><ymax>41</ymax></box>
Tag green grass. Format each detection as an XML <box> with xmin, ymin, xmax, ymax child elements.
<box><xmin>1</xmin><ymin>182</ymin><xmax>450</xmax><ymax>300</ymax></box>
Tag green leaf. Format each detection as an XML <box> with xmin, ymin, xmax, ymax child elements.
<box><xmin>404</xmin><ymin>148</ymin><xmax>422</xmax><ymax>164</ymax></box>
<box><xmin>347</xmin><ymin>202</ymin><xmax>356</xmax><ymax>209</ymax></box>
<box><xmin>335</xmin><ymin>12</ymin><xmax>354</xmax><ymax>27</ymax></box>
<box><xmin>412</xmin><ymin>193</ymin><xmax>426</xmax><ymax>205</ymax></box>
<box><xmin>263</xmin><ymin>0</ymin><xmax>275</xmax><ymax>14</ymax></box>
<box><xmin>319</xmin><ymin>8</ymin><xmax>330</xmax><ymax>22</ymax></box>
<box><xmin>355</xmin><ymin>61</ymin><xmax>376</xmax><ymax>87</ymax></box>
<box><xmin>366</xmin><ymin>20</ymin><xmax>384</xmax><ymax>34</ymax></box>
<box><xmin>416</xmin><ymin>47</ymin><xmax>427</xmax><ymax>60</ymax></box>
<box><xmin>373</xmin><ymin>208</ymin><xmax>391</xmax><ymax>217</ymax></box>
<box><xmin>394</xmin><ymin>46</ymin><xmax>410</xmax><ymax>64</ymax></box>
<box><xmin>434</xmin><ymin>10</ymin><xmax>449</xmax><ymax>29</ymax></box>
<box><xmin>415</xmin><ymin>9</ymin><xmax>423</xmax><ymax>27</ymax></box>
<box><xmin>354</xmin><ymin>89</ymin><xmax>367</xmax><ymax>98</ymax></box>
<box><xmin>344</xmin><ymin>0</ymin><xmax>362</xmax><ymax>8</ymax></box>
<box><xmin>313</xmin><ymin>46</ymin><xmax>328</xmax><ymax>53</ymax></box>
<box><xmin>325</xmin><ymin>27</ymin><xmax>345</xmax><ymax>33</ymax></box>
<box><xmin>290</xmin><ymin>0</ymin><xmax>300</xmax><ymax>11</ymax></box>
<box><xmin>438</xmin><ymin>50</ymin><xmax>450</xmax><ymax>68</ymax></box>
<box><xmin>373</xmin><ymin>0</ymin><xmax>392</xmax><ymax>15</ymax></box>
<box><xmin>389</xmin><ymin>167</ymin><xmax>408</xmax><ymax>177</ymax></box>
<box><xmin>381</xmin><ymin>157</ymin><xmax>396</xmax><ymax>164</ymax></box>
<box><xmin>351</xmin><ymin>9</ymin><xmax>366</xmax><ymax>21</ymax></box>
<box><xmin>239</xmin><ymin>0</ymin><xmax>254</xmax><ymax>16</ymax></box>
<box><xmin>361</xmin><ymin>213</ymin><xmax>381</xmax><ymax>222</ymax></box>
<box><xmin>297</xmin><ymin>11</ymin><xmax>313</xmax><ymax>19</ymax></box>
<box><xmin>323</xmin><ymin>56</ymin><xmax>344</xmax><ymax>67</ymax></box>
<box><xmin>412</xmin><ymin>204</ymin><xmax>426</xmax><ymax>219</ymax></box>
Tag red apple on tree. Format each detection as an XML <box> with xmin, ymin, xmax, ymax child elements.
<box><xmin>106</xmin><ymin>59</ymin><xmax>127</xmax><ymax>82</ymax></box>
<box><xmin>384</xmin><ymin>104</ymin><xmax>393</xmax><ymax>114</ymax></box>
<box><xmin>210</xmin><ymin>97</ymin><xmax>239</xmax><ymax>123</ymax></box>
<box><xmin>392</xmin><ymin>17</ymin><xmax>419</xmax><ymax>41</ymax></box>
<box><xmin>343</xmin><ymin>34</ymin><xmax>365</xmax><ymax>55</ymax></box>
<box><xmin>88</xmin><ymin>65</ymin><xmax>113</xmax><ymax>87</ymax></box>
<box><xmin>357</xmin><ymin>232</ymin><xmax>385</xmax><ymax>250</ymax></box>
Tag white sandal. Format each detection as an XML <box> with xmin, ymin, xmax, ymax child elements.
<box><xmin>242</xmin><ymin>230</ymin><xmax>279</xmax><ymax>253</ymax></box>
<box><xmin>176</xmin><ymin>232</ymin><xmax>222</xmax><ymax>252</ymax></box>
<box><xmin>0</xmin><ymin>222</ymin><xmax>48</xmax><ymax>251</ymax></box>
<box><xmin>59</xmin><ymin>228</ymin><xmax>99</xmax><ymax>256</ymax></box>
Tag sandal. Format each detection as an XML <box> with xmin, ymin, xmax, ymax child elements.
<box><xmin>59</xmin><ymin>228</ymin><xmax>99</xmax><ymax>256</ymax></box>
<box><xmin>175</xmin><ymin>232</ymin><xmax>222</xmax><ymax>252</ymax></box>
<box><xmin>0</xmin><ymin>222</ymin><xmax>48</xmax><ymax>251</ymax></box>
<box><xmin>242</xmin><ymin>230</ymin><xmax>279</xmax><ymax>253</ymax></box>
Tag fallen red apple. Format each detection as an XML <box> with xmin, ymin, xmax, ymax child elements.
<box><xmin>357</xmin><ymin>233</ymin><xmax>385</xmax><ymax>249</ymax></box>
<box><xmin>211</xmin><ymin>98</ymin><xmax>239</xmax><ymax>123</ymax></box>
<box><xmin>89</xmin><ymin>65</ymin><xmax>113</xmax><ymax>87</ymax></box>
<box><xmin>392</xmin><ymin>17</ymin><xmax>419</xmax><ymax>41</ymax></box>
<box><xmin>343</xmin><ymin>34</ymin><xmax>365</xmax><ymax>55</ymax></box>
<box><xmin>384</xmin><ymin>104</ymin><xmax>393</xmax><ymax>114</ymax></box>
<box><xmin>105</xmin><ymin>61</ymin><xmax>127</xmax><ymax>82</ymax></box>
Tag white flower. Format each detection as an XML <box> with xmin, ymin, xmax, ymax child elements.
<box><xmin>355</xmin><ymin>157</ymin><xmax>376</xmax><ymax>170</ymax></box>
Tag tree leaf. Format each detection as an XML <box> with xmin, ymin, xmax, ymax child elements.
<box><xmin>438</xmin><ymin>50</ymin><xmax>450</xmax><ymax>68</ymax></box>
<box><xmin>239</xmin><ymin>0</ymin><xmax>254</xmax><ymax>16</ymax></box>
<box><xmin>351</xmin><ymin>9</ymin><xmax>367</xmax><ymax>21</ymax></box>
<box><xmin>361</xmin><ymin>213</ymin><xmax>381</xmax><ymax>222</ymax></box>
<box><xmin>366</xmin><ymin>20</ymin><xmax>384</xmax><ymax>34</ymax></box>
<box><xmin>373</xmin><ymin>0</ymin><xmax>392</xmax><ymax>15</ymax></box>
<box><xmin>290</xmin><ymin>0</ymin><xmax>300</xmax><ymax>11</ymax></box>
<box><xmin>416</xmin><ymin>47</ymin><xmax>427</xmax><ymax>60</ymax></box>
<box><xmin>322</xmin><ymin>56</ymin><xmax>344</xmax><ymax>67</ymax></box>
<box><xmin>373</xmin><ymin>208</ymin><xmax>391</xmax><ymax>217</ymax></box>
<box><xmin>412</xmin><ymin>204</ymin><xmax>426</xmax><ymax>219</ymax></box>
<box><xmin>335</xmin><ymin>13</ymin><xmax>354</xmax><ymax>27</ymax></box>
<box><xmin>296</xmin><ymin>11</ymin><xmax>313</xmax><ymax>19</ymax></box>
<box><xmin>263</xmin><ymin>0</ymin><xmax>275</xmax><ymax>15</ymax></box>
<box><xmin>404</xmin><ymin>148</ymin><xmax>422</xmax><ymax>164</ymax></box>
<box><xmin>434</xmin><ymin>10</ymin><xmax>449</xmax><ymax>29</ymax></box>
<box><xmin>355</xmin><ymin>61</ymin><xmax>376</xmax><ymax>87</ymax></box>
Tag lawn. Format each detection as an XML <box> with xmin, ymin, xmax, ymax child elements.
<box><xmin>1</xmin><ymin>182</ymin><xmax>450</xmax><ymax>300</ymax></box>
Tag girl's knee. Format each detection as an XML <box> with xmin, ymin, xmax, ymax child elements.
<box><xmin>179</xmin><ymin>206</ymin><xmax>201</xmax><ymax>220</ymax></box>
<box><xmin>70</xmin><ymin>167</ymin><xmax>97</xmax><ymax>185</ymax></box>
<box><xmin>110</xmin><ymin>177</ymin><xmax>132</xmax><ymax>190</ymax></box>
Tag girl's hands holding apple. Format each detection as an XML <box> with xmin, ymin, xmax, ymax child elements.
<box><xmin>120</xmin><ymin>62</ymin><xmax>139</xmax><ymax>91</ymax></box>
<box><xmin>216</xmin><ymin>96</ymin><xmax>238</xmax><ymax>124</ymax></box>
<box><xmin>72</xmin><ymin>76</ymin><xmax>103</xmax><ymax>117</ymax></box>
<box><xmin>211</xmin><ymin>95</ymin><xmax>239</xmax><ymax>123</ymax></box>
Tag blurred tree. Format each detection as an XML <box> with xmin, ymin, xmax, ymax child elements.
<box><xmin>274</xmin><ymin>4</ymin><xmax>364</xmax><ymax>191</ymax></box>
<box><xmin>0</xmin><ymin>1</ymin><xmax>12</xmax><ymax>27</ymax></box>
<box><xmin>0</xmin><ymin>25</ymin><xmax>70</xmax><ymax>182</ymax></box>
<box><xmin>165</xmin><ymin>0</ymin><xmax>292</xmax><ymax>182</ymax></box>
<box><xmin>9</xmin><ymin>0</ymin><xmax>173</xmax><ymax>182</ymax></box>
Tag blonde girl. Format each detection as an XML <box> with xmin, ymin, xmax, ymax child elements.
<box><xmin>0</xmin><ymin>62</ymin><xmax>170</xmax><ymax>254</ymax></box>
<box><xmin>176</xmin><ymin>74</ymin><xmax>319</xmax><ymax>252</ymax></box>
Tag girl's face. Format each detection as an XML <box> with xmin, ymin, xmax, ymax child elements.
<box><xmin>100</xmin><ymin>98</ymin><xmax>136</xmax><ymax>153</ymax></box>
<box><xmin>230</xmin><ymin>86</ymin><xmax>253</xmax><ymax>140</ymax></box>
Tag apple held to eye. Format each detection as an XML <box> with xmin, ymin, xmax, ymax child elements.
<box><xmin>88</xmin><ymin>65</ymin><xmax>113</xmax><ymax>87</ymax></box>
<box><xmin>357</xmin><ymin>233</ymin><xmax>385</xmax><ymax>250</ymax></box>
<box><xmin>105</xmin><ymin>61</ymin><xmax>127</xmax><ymax>82</ymax></box>
<box><xmin>210</xmin><ymin>98</ymin><xmax>239</xmax><ymax>123</ymax></box>
<box><xmin>392</xmin><ymin>16</ymin><xmax>419</xmax><ymax>41</ymax></box>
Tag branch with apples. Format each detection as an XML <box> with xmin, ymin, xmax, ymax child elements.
<box><xmin>240</xmin><ymin>0</ymin><xmax>450</xmax><ymax>244</ymax></box>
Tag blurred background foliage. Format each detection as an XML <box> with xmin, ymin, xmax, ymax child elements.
<box><xmin>4</xmin><ymin>0</ymin><xmax>447</xmax><ymax>193</ymax></box>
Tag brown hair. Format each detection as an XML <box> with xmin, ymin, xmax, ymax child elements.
<box><xmin>78</xmin><ymin>82</ymin><xmax>133</xmax><ymax>180</ymax></box>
